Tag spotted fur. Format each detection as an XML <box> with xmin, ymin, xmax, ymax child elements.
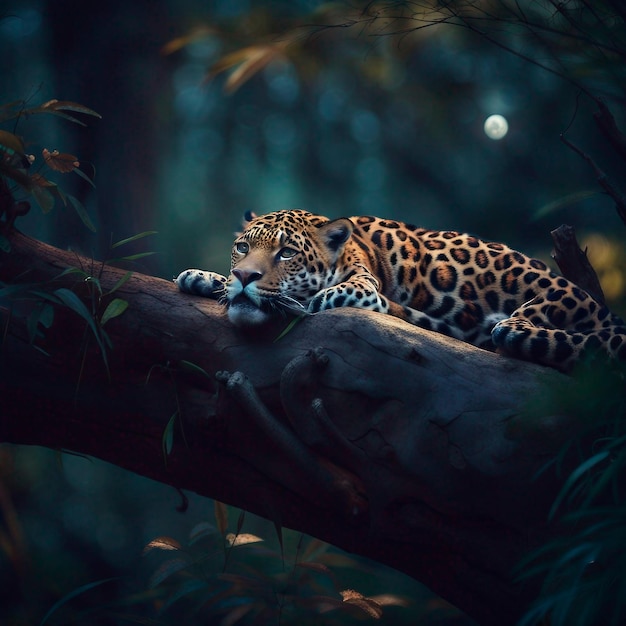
<box><xmin>176</xmin><ymin>209</ymin><xmax>626</xmax><ymax>371</ymax></box>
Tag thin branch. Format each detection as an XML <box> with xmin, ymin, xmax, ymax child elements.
<box><xmin>560</xmin><ymin>133</ymin><xmax>626</xmax><ymax>227</ymax></box>
<box><xmin>593</xmin><ymin>98</ymin><xmax>626</xmax><ymax>163</ymax></box>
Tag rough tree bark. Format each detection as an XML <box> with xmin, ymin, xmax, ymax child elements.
<box><xmin>0</xmin><ymin>225</ymin><xmax>582</xmax><ymax>626</ymax></box>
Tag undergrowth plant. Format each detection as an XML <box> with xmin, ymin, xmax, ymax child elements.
<box><xmin>0</xmin><ymin>98</ymin><xmax>101</xmax><ymax>239</ymax></box>
<box><xmin>519</xmin><ymin>358</ymin><xmax>626</xmax><ymax>626</ymax></box>
<box><xmin>142</xmin><ymin>502</ymin><xmax>410</xmax><ymax>625</ymax></box>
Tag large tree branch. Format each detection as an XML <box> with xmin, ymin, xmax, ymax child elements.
<box><xmin>0</xmin><ymin>226</ymin><xmax>580</xmax><ymax>626</ymax></box>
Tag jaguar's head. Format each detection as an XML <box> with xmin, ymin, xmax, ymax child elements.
<box><xmin>225</xmin><ymin>209</ymin><xmax>354</xmax><ymax>327</ymax></box>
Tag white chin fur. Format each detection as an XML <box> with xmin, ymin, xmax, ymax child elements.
<box><xmin>227</xmin><ymin>303</ymin><xmax>272</xmax><ymax>327</ymax></box>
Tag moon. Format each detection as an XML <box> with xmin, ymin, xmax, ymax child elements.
<box><xmin>484</xmin><ymin>115</ymin><xmax>509</xmax><ymax>140</ymax></box>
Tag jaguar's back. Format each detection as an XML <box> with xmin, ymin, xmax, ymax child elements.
<box><xmin>176</xmin><ymin>209</ymin><xmax>626</xmax><ymax>371</ymax></box>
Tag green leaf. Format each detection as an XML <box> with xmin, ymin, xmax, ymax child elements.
<box><xmin>159</xmin><ymin>579</ymin><xmax>208</xmax><ymax>614</ymax></box>
<box><xmin>533</xmin><ymin>190</ymin><xmax>598</xmax><ymax>220</ymax></box>
<box><xmin>179</xmin><ymin>359</ymin><xmax>211</xmax><ymax>378</ymax></box>
<box><xmin>54</xmin><ymin>287</ymin><xmax>108</xmax><ymax>368</ymax></box>
<box><xmin>84</xmin><ymin>275</ymin><xmax>102</xmax><ymax>296</ymax></box>
<box><xmin>162</xmin><ymin>412</ymin><xmax>177</xmax><ymax>462</ymax></box>
<box><xmin>27</xmin><ymin>306</ymin><xmax>41</xmax><ymax>343</ymax></box>
<box><xmin>54</xmin><ymin>267</ymin><xmax>89</xmax><ymax>280</ymax></box>
<box><xmin>54</xmin><ymin>288</ymin><xmax>92</xmax><ymax>325</ymax></box>
<box><xmin>111</xmin><ymin>230</ymin><xmax>158</xmax><ymax>249</ymax></box>
<box><xmin>65</xmin><ymin>193</ymin><xmax>96</xmax><ymax>232</ymax></box>
<box><xmin>149</xmin><ymin>557</ymin><xmax>190</xmax><ymax>588</ymax></box>
<box><xmin>550</xmin><ymin>451</ymin><xmax>610</xmax><ymax>519</ymax></box>
<box><xmin>71</xmin><ymin>166</ymin><xmax>96</xmax><ymax>188</ymax></box>
<box><xmin>0</xmin><ymin>283</ymin><xmax>36</xmax><ymax>299</ymax></box>
<box><xmin>100</xmin><ymin>298</ymin><xmax>128</xmax><ymax>326</ymax></box>
<box><xmin>106</xmin><ymin>271</ymin><xmax>133</xmax><ymax>295</ymax></box>
<box><xmin>188</xmin><ymin>521</ymin><xmax>218</xmax><ymax>545</ymax></box>
<box><xmin>110</xmin><ymin>251</ymin><xmax>156</xmax><ymax>262</ymax></box>
<box><xmin>273</xmin><ymin>316</ymin><xmax>303</xmax><ymax>342</ymax></box>
<box><xmin>39</xmin><ymin>577</ymin><xmax>117</xmax><ymax>626</ymax></box>
<box><xmin>39</xmin><ymin>303</ymin><xmax>55</xmax><ymax>329</ymax></box>
<box><xmin>30</xmin><ymin>289</ymin><xmax>62</xmax><ymax>305</ymax></box>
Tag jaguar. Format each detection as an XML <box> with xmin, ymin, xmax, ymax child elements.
<box><xmin>176</xmin><ymin>209</ymin><xmax>626</xmax><ymax>371</ymax></box>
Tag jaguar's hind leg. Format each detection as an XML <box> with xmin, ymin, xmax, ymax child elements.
<box><xmin>491</xmin><ymin>291</ymin><xmax>626</xmax><ymax>371</ymax></box>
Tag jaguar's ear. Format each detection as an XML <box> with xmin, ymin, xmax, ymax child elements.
<box><xmin>318</xmin><ymin>218</ymin><xmax>354</xmax><ymax>257</ymax></box>
<box><xmin>235</xmin><ymin>211</ymin><xmax>258</xmax><ymax>237</ymax></box>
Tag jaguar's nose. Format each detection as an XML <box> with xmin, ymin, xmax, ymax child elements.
<box><xmin>232</xmin><ymin>268</ymin><xmax>263</xmax><ymax>287</ymax></box>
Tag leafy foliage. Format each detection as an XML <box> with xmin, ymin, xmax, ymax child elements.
<box><xmin>0</xmin><ymin>98</ymin><xmax>100</xmax><ymax>231</ymax></box>
<box><xmin>164</xmin><ymin>0</ymin><xmax>626</xmax><ymax>100</ymax></box>
<box><xmin>0</xmin><ymin>229</ymin><xmax>156</xmax><ymax>377</ymax></box>
<box><xmin>142</xmin><ymin>503</ymin><xmax>410</xmax><ymax>625</ymax></box>
<box><xmin>520</xmin><ymin>359</ymin><xmax>626</xmax><ymax>626</ymax></box>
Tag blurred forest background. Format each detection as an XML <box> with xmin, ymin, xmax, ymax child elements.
<box><xmin>1</xmin><ymin>0</ymin><xmax>626</xmax><ymax>624</ymax></box>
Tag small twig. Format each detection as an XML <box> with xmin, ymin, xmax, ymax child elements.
<box><xmin>560</xmin><ymin>133</ymin><xmax>626</xmax><ymax>227</ymax></box>
<box><xmin>593</xmin><ymin>99</ymin><xmax>626</xmax><ymax>163</ymax></box>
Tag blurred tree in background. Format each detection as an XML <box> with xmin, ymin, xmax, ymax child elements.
<box><xmin>1</xmin><ymin>0</ymin><xmax>625</xmax><ymax>624</ymax></box>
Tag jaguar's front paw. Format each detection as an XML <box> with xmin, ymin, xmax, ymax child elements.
<box><xmin>175</xmin><ymin>269</ymin><xmax>227</xmax><ymax>299</ymax></box>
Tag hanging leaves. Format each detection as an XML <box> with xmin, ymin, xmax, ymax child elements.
<box><xmin>0</xmin><ymin>96</ymin><xmax>100</xmax><ymax>232</ymax></box>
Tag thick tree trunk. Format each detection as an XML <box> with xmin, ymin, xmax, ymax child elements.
<box><xmin>0</xmin><ymin>226</ymin><xmax>579</xmax><ymax>626</ymax></box>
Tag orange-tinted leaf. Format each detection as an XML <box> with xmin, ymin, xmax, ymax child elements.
<box><xmin>40</xmin><ymin>99</ymin><xmax>101</xmax><ymax>118</ymax></box>
<box><xmin>225</xmin><ymin>46</ymin><xmax>283</xmax><ymax>94</ymax></box>
<box><xmin>341</xmin><ymin>589</ymin><xmax>384</xmax><ymax>619</ymax></box>
<box><xmin>43</xmin><ymin>148</ymin><xmax>80</xmax><ymax>173</ymax></box>
<box><xmin>0</xmin><ymin>129</ymin><xmax>25</xmax><ymax>154</ymax></box>
<box><xmin>225</xmin><ymin>532</ymin><xmax>263</xmax><ymax>547</ymax></box>
<box><xmin>370</xmin><ymin>593</ymin><xmax>410</xmax><ymax>607</ymax></box>
<box><xmin>206</xmin><ymin>44</ymin><xmax>286</xmax><ymax>93</ymax></box>
<box><xmin>143</xmin><ymin>536</ymin><xmax>182</xmax><ymax>554</ymax></box>
<box><xmin>161</xmin><ymin>25</ymin><xmax>217</xmax><ymax>55</ymax></box>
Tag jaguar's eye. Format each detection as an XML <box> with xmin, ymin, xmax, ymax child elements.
<box><xmin>279</xmin><ymin>247</ymin><xmax>298</xmax><ymax>260</ymax></box>
<box><xmin>235</xmin><ymin>241</ymin><xmax>249</xmax><ymax>254</ymax></box>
